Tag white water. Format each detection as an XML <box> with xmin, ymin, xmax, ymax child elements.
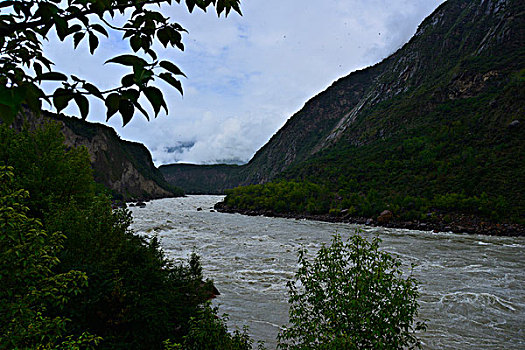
<box><xmin>130</xmin><ymin>196</ymin><xmax>525</xmax><ymax>349</ymax></box>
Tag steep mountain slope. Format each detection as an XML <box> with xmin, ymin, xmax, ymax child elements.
<box><xmin>212</xmin><ymin>0</ymin><xmax>524</xmax><ymax>231</ymax></box>
<box><xmin>241</xmin><ymin>0</ymin><xmax>524</xmax><ymax>184</ymax></box>
<box><xmin>163</xmin><ymin>0</ymin><xmax>524</xmax><ymax>197</ymax></box>
<box><xmin>14</xmin><ymin>109</ymin><xmax>182</xmax><ymax>200</ymax></box>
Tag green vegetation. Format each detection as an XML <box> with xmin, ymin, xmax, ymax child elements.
<box><xmin>56</xmin><ymin>113</ymin><xmax>184</xmax><ymax>200</ymax></box>
<box><xmin>0</xmin><ymin>0</ymin><xmax>241</xmax><ymax>126</ymax></box>
<box><xmin>1</xmin><ymin>122</ymin><xmax>428</xmax><ymax>349</ymax></box>
<box><xmin>0</xmin><ymin>123</ymin><xmax>252</xmax><ymax>349</ymax></box>
<box><xmin>160</xmin><ymin>163</ymin><xmax>242</xmax><ymax>194</ymax></box>
<box><xmin>277</xmin><ymin>232</ymin><xmax>425</xmax><ymax>350</ymax></box>
<box><xmin>224</xmin><ymin>181</ymin><xmax>331</xmax><ymax>215</ymax></box>
<box><xmin>223</xmin><ymin>69</ymin><xmax>525</xmax><ymax>225</ymax></box>
<box><xmin>0</xmin><ymin>166</ymin><xmax>101</xmax><ymax>349</ymax></box>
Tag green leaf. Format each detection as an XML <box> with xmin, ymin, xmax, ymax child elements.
<box><xmin>91</xmin><ymin>23</ymin><xmax>108</xmax><ymax>37</ymax></box>
<box><xmin>37</xmin><ymin>72</ymin><xmax>68</xmax><ymax>81</ymax></box>
<box><xmin>159</xmin><ymin>73</ymin><xmax>183</xmax><ymax>96</ymax></box>
<box><xmin>159</xmin><ymin>61</ymin><xmax>187</xmax><ymax>77</ymax></box>
<box><xmin>88</xmin><ymin>32</ymin><xmax>99</xmax><ymax>54</ymax></box>
<box><xmin>68</xmin><ymin>24</ymin><xmax>82</xmax><ymax>35</ymax></box>
<box><xmin>119</xmin><ymin>99</ymin><xmax>134</xmax><ymax>126</ymax></box>
<box><xmin>74</xmin><ymin>94</ymin><xmax>89</xmax><ymax>119</ymax></box>
<box><xmin>143</xmin><ymin>86</ymin><xmax>167</xmax><ymax>117</ymax></box>
<box><xmin>37</xmin><ymin>56</ymin><xmax>54</xmax><ymax>70</ymax></box>
<box><xmin>0</xmin><ymin>103</ymin><xmax>17</xmax><ymax>125</ymax></box>
<box><xmin>53</xmin><ymin>88</ymin><xmax>73</xmax><ymax>113</ymax></box>
<box><xmin>130</xmin><ymin>35</ymin><xmax>142</xmax><ymax>52</ymax></box>
<box><xmin>32</xmin><ymin>62</ymin><xmax>43</xmax><ymax>77</ymax></box>
<box><xmin>134</xmin><ymin>68</ymin><xmax>153</xmax><ymax>85</ymax></box>
<box><xmin>121</xmin><ymin>74</ymin><xmax>135</xmax><ymax>87</ymax></box>
<box><xmin>0</xmin><ymin>86</ymin><xmax>24</xmax><ymax>107</ymax></box>
<box><xmin>186</xmin><ymin>0</ymin><xmax>196</xmax><ymax>13</ymax></box>
<box><xmin>21</xmin><ymin>83</ymin><xmax>45</xmax><ymax>112</ymax></box>
<box><xmin>166</xmin><ymin>27</ymin><xmax>183</xmax><ymax>47</ymax></box>
<box><xmin>121</xmin><ymin>89</ymin><xmax>139</xmax><ymax>102</ymax></box>
<box><xmin>73</xmin><ymin>32</ymin><xmax>85</xmax><ymax>49</ymax></box>
<box><xmin>55</xmin><ymin>16</ymin><xmax>69</xmax><ymax>41</ymax></box>
<box><xmin>145</xmin><ymin>49</ymin><xmax>157</xmax><ymax>60</ymax></box>
<box><xmin>83</xmin><ymin>83</ymin><xmax>104</xmax><ymax>99</ymax></box>
<box><xmin>157</xmin><ymin>28</ymin><xmax>170</xmax><ymax>47</ymax></box>
<box><xmin>105</xmin><ymin>54</ymin><xmax>148</xmax><ymax>68</ymax></box>
<box><xmin>105</xmin><ymin>93</ymin><xmax>120</xmax><ymax>121</ymax></box>
<box><xmin>133</xmin><ymin>101</ymin><xmax>150</xmax><ymax>121</ymax></box>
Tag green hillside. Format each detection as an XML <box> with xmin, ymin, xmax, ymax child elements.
<box><xmin>216</xmin><ymin>0</ymin><xmax>525</xmax><ymax>233</ymax></box>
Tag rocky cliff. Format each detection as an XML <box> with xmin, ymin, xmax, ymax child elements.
<box><xmin>241</xmin><ymin>0</ymin><xmax>524</xmax><ymax>183</ymax></box>
<box><xmin>16</xmin><ymin>109</ymin><xmax>182</xmax><ymax>200</ymax></box>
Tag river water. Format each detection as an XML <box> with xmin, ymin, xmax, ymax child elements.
<box><xmin>129</xmin><ymin>196</ymin><xmax>524</xmax><ymax>349</ymax></box>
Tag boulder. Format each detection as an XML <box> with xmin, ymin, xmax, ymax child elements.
<box><xmin>377</xmin><ymin>210</ymin><xmax>393</xmax><ymax>224</ymax></box>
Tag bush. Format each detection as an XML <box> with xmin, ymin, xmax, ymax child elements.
<box><xmin>1</xmin><ymin>123</ymin><xmax>254</xmax><ymax>349</ymax></box>
<box><xmin>0</xmin><ymin>166</ymin><xmax>101</xmax><ymax>349</ymax></box>
<box><xmin>171</xmin><ymin>305</ymin><xmax>255</xmax><ymax>350</ymax></box>
<box><xmin>277</xmin><ymin>232</ymin><xmax>426</xmax><ymax>350</ymax></box>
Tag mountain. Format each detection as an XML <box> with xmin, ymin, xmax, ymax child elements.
<box><xmin>15</xmin><ymin>109</ymin><xmax>183</xmax><ymax>200</ymax></box>
<box><xmin>163</xmin><ymin>0</ymin><xmax>524</xmax><ymax>231</ymax></box>
<box><xmin>159</xmin><ymin>163</ymin><xmax>241</xmax><ymax>194</ymax></box>
<box><xmin>241</xmin><ymin>0</ymin><xmax>524</xmax><ymax>183</ymax></box>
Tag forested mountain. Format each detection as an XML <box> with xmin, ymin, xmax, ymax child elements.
<box><xmin>159</xmin><ymin>163</ymin><xmax>241</xmax><ymax>194</ymax></box>
<box><xmin>239</xmin><ymin>0</ymin><xmax>523</xmax><ymax>183</ymax></box>
<box><xmin>164</xmin><ymin>0</ymin><xmax>524</xmax><ymax>232</ymax></box>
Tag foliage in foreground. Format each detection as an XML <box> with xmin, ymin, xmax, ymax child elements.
<box><xmin>0</xmin><ymin>0</ymin><xmax>241</xmax><ymax>126</ymax></box>
<box><xmin>0</xmin><ymin>123</ymin><xmax>252</xmax><ymax>349</ymax></box>
<box><xmin>277</xmin><ymin>232</ymin><xmax>426</xmax><ymax>350</ymax></box>
<box><xmin>164</xmin><ymin>305</ymin><xmax>257</xmax><ymax>350</ymax></box>
<box><xmin>0</xmin><ymin>166</ymin><xmax>101</xmax><ymax>349</ymax></box>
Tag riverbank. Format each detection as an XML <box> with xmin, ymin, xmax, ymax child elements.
<box><xmin>214</xmin><ymin>202</ymin><xmax>525</xmax><ymax>237</ymax></box>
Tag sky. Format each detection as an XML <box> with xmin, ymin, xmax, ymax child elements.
<box><xmin>43</xmin><ymin>0</ymin><xmax>446</xmax><ymax>166</ymax></box>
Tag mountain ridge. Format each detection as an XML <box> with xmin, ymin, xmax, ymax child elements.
<box><xmin>162</xmin><ymin>0</ymin><xmax>523</xmax><ymax>194</ymax></box>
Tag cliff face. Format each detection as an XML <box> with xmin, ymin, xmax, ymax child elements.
<box><xmin>17</xmin><ymin>109</ymin><xmax>182</xmax><ymax>200</ymax></box>
<box><xmin>242</xmin><ymin>0</ymin><xmax>524</xmax><ymax>183</ymax></box>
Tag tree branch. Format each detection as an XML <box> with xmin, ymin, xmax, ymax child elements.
<box><xmin>0</xmin><ymin>0</ymin><xmax>170</xmax><ymax>36</ymax></box>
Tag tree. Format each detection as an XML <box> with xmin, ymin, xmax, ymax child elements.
<box><xmin>0</xmin><ymin>0</ymin><xmax>241</xmax><ymax>126</ymax></box>
<box><xmin>277</xmin><ymin>232</ymin><xmax>426</xmax><ymax>350</ymax></box>
<box><xmin>1</xmin><ymin>122</ymin><xmax>251</xmax><ymax>349</ymax></box>
<box><xmin>0</xmin><ymin>165</ymin><xmax>101</xmax><ymax>349</ymax></box>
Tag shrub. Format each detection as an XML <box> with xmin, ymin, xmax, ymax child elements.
<box><xmin>0</xmin><ymin>166</ymin><xmax>101</xmax><ymax>349</ymax></box>
<box><xmin>1</xmin><ymin>123</ymin><xmax>254</xmax><ymax>349</ymax></box>
<box><xmin>277</xmin><ymin>232</ymin><xmax>426</xmax><ymax>350</ymax></box>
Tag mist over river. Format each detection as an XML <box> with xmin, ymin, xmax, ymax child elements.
<box><xmin>129</xmin><ymin>196</ymin><xmax>524</xmax><ymax>349</ymax></box>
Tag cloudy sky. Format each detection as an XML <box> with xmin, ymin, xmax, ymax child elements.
<box><xmin>43</xmin><ymin>0</ymin><xmax>445</xmax><ymax>166</ymax></box>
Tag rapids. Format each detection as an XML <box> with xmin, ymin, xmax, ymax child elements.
<box><xmin>130</xmin><ymin>196</ymin><xmax>524</xmax><ymax>349</ymax></box>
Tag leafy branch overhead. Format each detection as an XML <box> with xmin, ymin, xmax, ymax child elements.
<box><xmin>0</xmin><ymin>0</ymin><xmax>241</xmax><ymax>126</ymax></box>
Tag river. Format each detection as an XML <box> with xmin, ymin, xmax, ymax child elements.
<box><xmin>129</xmin><ymin>196</ymin><xmax>524</xmax><ymax>349</ymax></box>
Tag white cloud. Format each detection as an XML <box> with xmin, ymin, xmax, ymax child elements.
<box><xmin>42</xmin><ymin>0</ymin><xmax>445</xmax><ymax>166</ymax></box>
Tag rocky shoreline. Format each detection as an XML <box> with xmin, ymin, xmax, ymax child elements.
<box><xmin>214</xmin><ymin>202</ymin><xmax>525</xmax><ymax>237</ymax></box>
